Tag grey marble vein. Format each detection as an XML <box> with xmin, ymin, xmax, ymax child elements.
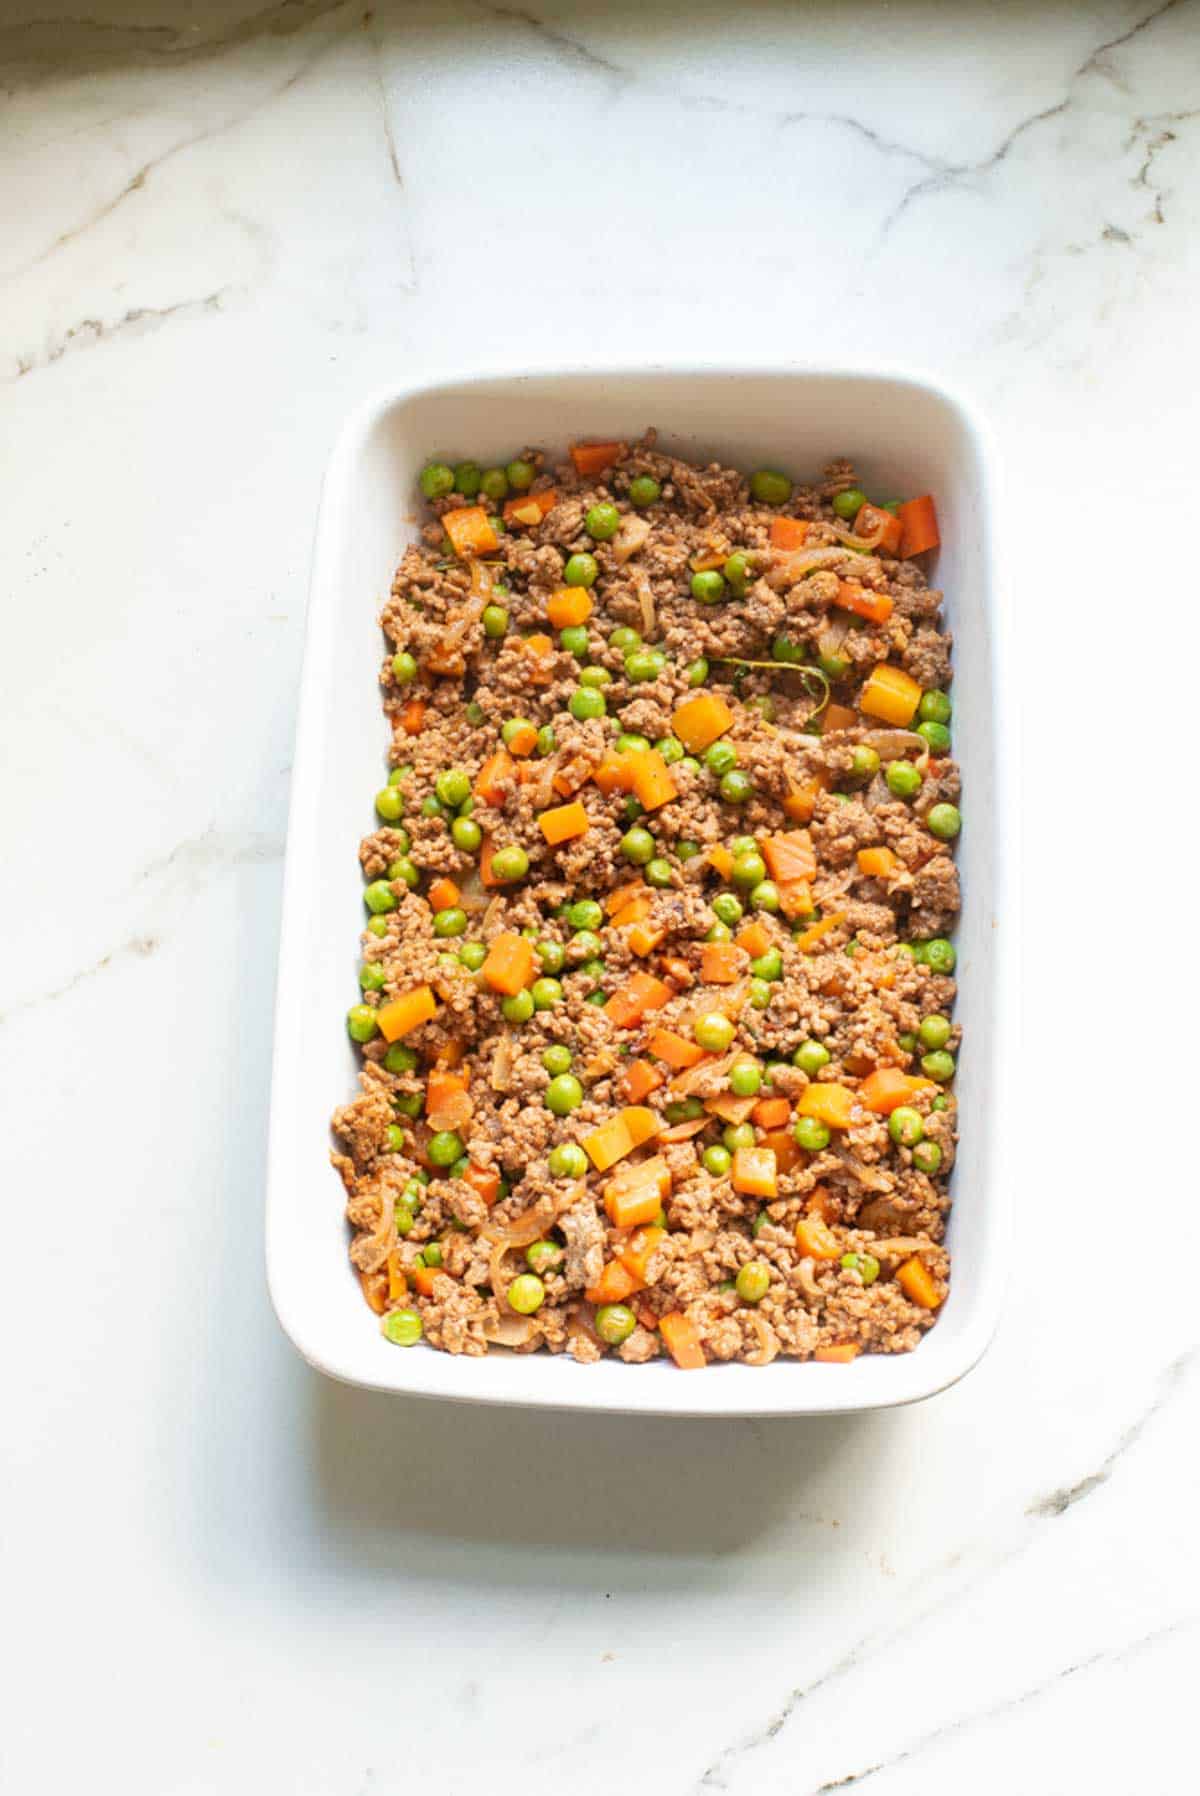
<box><xmin>0</xmin><ymin>0</ymin><xmax>349</xmax><ymax>76</ymax></box>
<box><xmin>1077</xmin><ymin>0</ymin><xmax>1190</xmax><ymax>83</ymax></box>
<box><xmin>1027</xmin><ymin>1347</ymin><xmax>1196</xmax><ymax>1518</ymax></box>
<box><xmin>0</xmin><ymin>931</ymin><xmax>160</xmax><ymax>1025</ymax></box>
<box><xmin>11</xmin><ymin>289</ymin><xmax>230</xmax><ymax>381</ymax></box>
<box><xmin>478</xmin><ymin>3</ymin><xmax>631</xmax><ymax>89</ymax></box>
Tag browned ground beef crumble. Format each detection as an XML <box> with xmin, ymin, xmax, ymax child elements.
<box><xmin>332</xmin><ymin>433</ymin><xmax>959</xmax><ymax>1366</ymax></box>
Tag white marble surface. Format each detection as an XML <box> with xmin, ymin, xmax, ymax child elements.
<box><xmin>3</xmin><ymin>3</ymin><xmax>1198</xmax><ymax>1791</ymax></box>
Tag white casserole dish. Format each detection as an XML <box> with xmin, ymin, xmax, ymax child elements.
<box><xmin>267</xmin><ymin>365</ymin><xmax>1008</xmax><ymax>1417</ymax></box>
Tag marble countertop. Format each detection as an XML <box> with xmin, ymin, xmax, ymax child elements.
<box><xmin>3</xmin><ymin>3</ymin><xmax>1197</xmax><ymax>1791</ymax></box>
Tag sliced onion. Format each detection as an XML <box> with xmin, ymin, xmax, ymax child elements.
<box><xmin>764</xmin><ymin>546</ymin><xmax>852</xmax><ymax>589</ymax></box>
<box><xmin>658</xmin><ymin>1116</ymin><xmax>709</xmax><ymax>1142</ymax></box>
<box><xmin>458</xmin><ymin>868</ymin><xmax>489</xmax><ymax>913</ymax></box>
<box><xmin>613</xmin><ymin>514</ymin><xmax>651</xmax><ymax>564</ymax></box>
<box><xmin>483</xmin><ymin>1311</ymin><xmax>540</xmax><ymax>1348</ymax></box>
<box><xmin>866</xmin><ymin>1236</ymin><xmax>935</xmax><ymax>1258</ymax></box>
<box><xmin>488</xmin><ymin>1240</ymin><xmax>517</xmax><ymax>1303</ymax></box>
<box><xmin>816</xmin><ymin>613</ymin><xmax>850</xmax><ymax>661</ymax></box>
<box><xmin>743</xmin><ymin>1313</ymin><xmax>779</xmax><ymax>1366</ymax></box>
<box><xmin>796</xmin><ymin>1257</ymin><xmax>823</xmax><ymax>1304</ymax></box>
<box><xmin>467</xmin><ymin>559</ymin><xmax>493</xmax><ymax>601</ymax></box>
<box><xmin>634</xmin><ymin>570</ymin><xmax>657</xmax><ymax>639</ymax></box>
<box><xmin>860</xmin><ymin>728</ymin><xmax>924</xmax><ymax>759</ymax></box>
<box><xmin>831</xmin><ymin>522</ymin><xmax>885</xmax><ymax>552</ymax></box>
<box><xmin>490</xmin><ymin>1035</ymin><xmax>514</xmax><ymax>1093</ymax></box>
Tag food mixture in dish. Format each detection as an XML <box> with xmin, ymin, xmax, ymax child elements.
<box><xmin>333</xmin><ymin>434</ymin><xmax>959</xmax><ymax>1367</ymax></box>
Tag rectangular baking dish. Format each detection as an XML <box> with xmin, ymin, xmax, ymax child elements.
<box><xmin>267</xmin><ymin>365</ymin><xmax>1008</xmax><ymax>1416</ymax></box>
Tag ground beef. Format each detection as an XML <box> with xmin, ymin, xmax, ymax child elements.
<box><xmin>333</xmin><ymin>435</ymin><xmax>960</xmax><ymax>1369</ymax></box>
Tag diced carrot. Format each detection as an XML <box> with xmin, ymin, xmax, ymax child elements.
<box><xmin>475</xmin><ymin>747</ymin><xmax>516</xmax><ymax>807</ymax></box>
<box><xmin>777</xmin><ymin>879</ymin><xmax>814</xmax><ymax>920</ymax></box>
<box><xmin>797</xmin><ymin>1082</ymin><xmax>857</xmax><ymax>1129</ymax></box>
<box><xmin>411</xmin><ymin>1263</ymin><xmax>445</xmax><ymax>1298</ymax></box>
<box><xmin>760</xmin><ymin>1126</ymin><xmax>802</xmax><ymax>1174</ymax></box>
<box><xmin>658</xmin><ymin>1116</ymin><xmax>709</xmax><ymax>1143</ymax></box>
<box><xmin>436</xmin><ymin>1039</ymin><xmax>466</xmax><ymax>1069</ymax></box>
<box><xmin>441</xmin><ymin>506</ymin><xmax>498</xmax><ymax>558</ymax></box>
<box><xmin>503</xmin><ymin>488</ymin><xmax>558</xmax><ymax>526</ymax></box>
<box><xmin>795</xmin><ymin>912</ymin><xmax>847</xmax><ymax>953</ymax></box>
<box><xmin>795</xmin><ymin>1216</ymin><xmax>841</xmax><ymax>1260</ymax></box>
<box><xmin>762</xmin><ymin>830</ymin><xmax>816</xmax><ymax>884</ymax></box>
<box><xmin>377</xmin><ymin>985</ymin><xmax>438</xmax><ymax>1042</ymax></box>
<box><xmin>505</xmin><ymin>721</ymin><xmax>539</xmax><ymax>758</ymax></box>
<box><xmin>426</xmin><ymin>1068</ymin><xmax>472</xmax><ymax>1132</ymax></box>
<box><xmin>620</xmin><ymin>1224</ymin><xmax>667</xmax><ymax>1283</ymax></box>
<box><xmin>621</xmin><ymin>1058</ymin><xmax>664</xmax><ymax>1103</ymax></box>
<box><xmin>814</xmin><ymin>1342</ymin><xmax>860</xmax><ymax>1363</ymax></box>
<box><xmin>823</xmin><ymin>702</ymin><xmax>859</xmax><ymax>734</ymax></box>
<box><xmin>836</xmin><ymin>579</ymin><xmax>894</xmax><ymax>625</ymax></box>
<box><xmin>647</xmin><ymin>1028</ymin><xmax>705</xmax><ymax>1070</ymax></box>
<box><xmin>659</xmin><ymin>1312</ymin><xmax>706</xmax><ymax>1369</ymax></box>
<box><xmin>634</xmin><ymin>1301</ymin><xmax>659</xmax><ymax>1332</ymax></box>
<box><xmin>732</xmin><ymin>1146</ymin><xmax>777</xmax><ymax>1197</ymax></box>
<box><xmin>855</xmin><ymin>503</ymin><xmax>905</xmax><ymax>555</ymax></box>
<box><xmin>858</xmin><ymin>1067</ymin><xmax>936</xmax><ymax>1114</ymax></box>
<box><xmin>807</xmin><ymin>1184</ymin><xmax>835</xmax><ymax>1222</ymax></box>
<box><xmin>860</xmin><ymin>663</ymin><xmax>922</xmax><ymax>726</ymax></box>
<box><xmin>386</xmin><ymin>1250</ymin><xmax>408</xmax><ymax>1304</ymax></box>
<box><xmin>603</xmin><ymin>973</ymin><xmax>672</xmax><ymax>1029</ymax></box>
<box><xmin>857</xmin><ymin>847</ymin><xmax>898</xmax><ymax>879</ymax></box>
<box><xmin>630</xmin><ymin>749</ymin><xmax>678</xmax><ymax>812</ymax></box>
<box><xmin>897</xmin><ymin>495</ymin><xmax>940</xmax><ymax>558</ymax></box>
<box><xmin>690</xmin><ymin>547</ymin><xmax>727</xmax><ymax>572</ymax></box>
<box><xmin>546</xmin><ymin>587</ymin><xmax>593</xmax><ymax>629</ymax></box>
<box><xmin>569</xmin><ymin>441</ymin><xmax>625</xmax><ymax>477</ymax></box>
<box><xmin>604</xmin><ymin>1156</ymin><xmax>671</xmax><ymax>1228</ymax></box>
<box><xmin>700</xmin><ymin>942</ymin><xmax>747</xmax><ymax>984</ymax></box>
<box><xmin>582</xmin><ymin>1105</ymin><xmax>660</xmax><ymax>1172</ymax></box>
<box><xmin>586</xmin><ymin>1260</ymin><xmax>643</xmax><ymax>1305</ymax></box>
<box><xmin>399</xmin><ymin>697</ymin><xmax>426</xmax><ymax>736</ymax></box>
<box><xmin>610</xmin><ymin>894</ymin><xmax>652</xmax><ymax>929</ymax></box>
<box><xmin>521</xmin><ymin>633</ymin><xmax>556</xmax><ymax>684</ymax></box>
<box><xmin>427</xmin><ymin>877</ymin><xmax>461</xmax><ymax>913</ymax></box>
<box><xmin>360</xmin><ymin>1269</ymin><xmax>388</xmax><ymax>1314</ymax></box>
<box><xmin>896</xmin><ymin>1256</ymin><xmax>943</xmax><ymax>1309</ymax></box>
<box><xmin>672</xmin><ymin>693</ymin><xmax>734</xmax><ymax>754</ymax></box>
<box><xmin>463</xmin><ymin>1163</ymin><xmax>500</xmax><ymax>1206</ymax></box>
<box><xmin>705</xmin><ymin>1092</ymin><xmax>756</xmax><ymax>1125</ymax></box>
<box><xmin>593</xmin><ymin>749</ymin><xmax>637</xmax><ymax>794</ymax></box>
<box><xmin>735</xmin><ymin>919</ymin><xmax>772</xmax><ymax>958</ymax></box>
<box><xmin>769</xmin><ymin>516</ymin><xmax>811</xmax><ymax>550</ymax></box>
<box><xmin>752</xmin><ymin>1096</ymin><xmax>791</xmax><ymax>1131</ymax></box>
<box><xmin>628</xmin><ymin>920</ymin><xmax>666</xmax><ymax>957</ymax></box>
<box><xmin>538</xmin><ymin>800</ymin><xmax>590</xmax><ymax>845</ymax></box>
<box><xmin>479</xmin><ymin>833</ymin><xmax>501</xmax><ymax>887</ymax></box>
<box><xmin>782</xmin><ymin>779</ymin><xmax>821</xmax><ymax>822</ymax></box>
<box><xmin>481</xmin><ymin>931</ymin><xmax>535</xmax><ymax>996</ymax></box>
<box><xmin>605</xmin><ymin>880</ymin><xmax>646</xmax><ymax>916</ymax></box>
<box><xmin>662</xmin><ymin>957</ymin><xmax>694</xmax><ymax>989</ymax></box>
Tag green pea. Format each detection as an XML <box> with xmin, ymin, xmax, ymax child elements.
<box><xmin>723</xmin><ymin>552</ymin><xmax>751</xmax><ymax>595</ymax></box>
<box><xmin>452</xmin><ymin>815</ymin><xmax>482</xmax><ymax>853</ymax></box>
<box><xmin>918</xmin><ymin>688</ymin><xmax>952</xmax><ymax>725</ymax></box>
<box><xmin>359</xmin><ymin>961</ymin><xmax>385</xmax><ymax>993</ymax></box>
<box><xmin>840</xmin><ymin>1251</ymin><xmax>880</xmax><ymax>1286</ymax></box>
<box><xmin>391</xmin><ymin>650</ymin><xmax>418</xmax><ymax>685</ymax></box>
<box><xmin>832</xmin><ymin>488</ymin><xmax>866</xmax><ymax>521</ymax></box>
<box><xmin>537</xmin><ymin>725</ymin><xmax>557</xmax><ymax>756</ymax></box>
<box><xmin>723</xmin><ymin>1122</ymin><xmax>756</xmax><ymax>1152</ymax></box>
<box><xmin>384</xmin><ymin>1044</ymin><xmax>419</xmax><ymax>1075</ymax></box>
<box><xmin>428</xmin><ymin>1130</ymin><xmax>463</xmax><ymax>1167</ymax></box>
<box><xmin>548</xmin><ymin>1141</ymin><xmax>588</xmax><ymax>1178</ymax></box>
<box><xmin>730</xmin><ymin>836</ymin><xmax>757</xmax><ymax>856</ymax></box>
<box><xmin>729</xmin><ymin>1061</ymin><xmax>762</xmax><ymax>1098</ymax></box>
<box><xmin>645</xmin><ymin>857</ymin><xmax>673</xmax><ymax>888</ymax></box>
<box><xmin>686</xmin><ymin>658</ymin><xmax>709</xmax><ymax>687</ymax></box>
<box><xmin>482</xmin><ymin>604</ymin><xmax>509</xmax><ymax>638</ymax></box>
<box><xmin>453</xmin><ymin>461</ymin><xmax>482</xmax><ymax>497</ymax></box>
<box><xmin>580</xmin><ymin>958</ymin><xmax>606</xmax><ymax>982</ymax></box>
<box><xmin>392</xmin><ymin>855</ymin><xmax>422</xmax><ymax>890</ymax></box>
<box><xmin>888</xmin><ymin>1106</ymin><xmax>925</xmax><ymax>1146</ymax></box>
<box><xmin>569</xmin><ymin>930</ymin><xmax>602</xmax><ymax>960</ymax></box>
<box><xmin>616</xmin><ymin>732</ymin><xmax>651</xmax><ymax>755</ymax></box>
<box><xmin>897</xmin><ymin>1032</ymin><xmax>918</xmax><ymax>1054</ymax></box>
<box><xmin>886</xmin><ymin>761</ymin><xmax>923</xmax><ymax>800</ymax></box>
<box><xmin>625</xmin><ymin>648</ymin><xmax>664</xmax><ymax>682</ymax></box>
<box><xmin>609</xmin><ymin>626</ymin><xmax>642</xmax><ymax>651</ymax></box>
<box><xmin>680</xmin><ymin>756</ymin><xmax>703</xmax><ymax>775</ymax></box>
<box><xmin>706</xmin><ymin>921</ymin><xmax>733</xmax><ymax>943</ymax></box>
<box><xmin>422</xmin><ymin>1241</ymin><xmax>443</xmax><ymax>1266</ymax></box>
<box><xmin>919</xmin><ymin>1014</ymin><xmax>952</xmax><ymax>1050</ymax></box>
<box><xmin>664</xmin><ymin>1098</ymin><xmax>704</xmax><ymax>1125</ymax></box>
<box><xmin>750</xmin><ymin>948</ymin><xmax>783</xmax><ymax>982</ymax></box>
<box><xmin>555</xmin><ymin>625</ymin><xmax>586</xmax><ymax>660</ymax></box>
<box><xmin>476</xmin><ymin>467</ymin><xmax>508</xmax><ymax>503</ymax></box>
<box><xmin>921</xmin><ymin>1050</ymin><xmax>956</xmax><ymax>1083</ymax></box>
<box><xmin>382</xmin><ymin>1307</ymin><xmax>423</xmax><ymax>1346</ymax></box>
<box><xmin>563</xmin><ymin>552</ymin><xmax>598</xmax><ymax>588</ymax></box>
<box><xmin>386</xmin><ymin>1123</ymin><xmax>409</xmax><ymax>1153</ymax></box>
<box><xmin>851</xmin><ymin>746</ymin><xmax>881</xmax><ymax>780</ymax></box>
<box><xmin>750</xmin><ymin>880</ymin><xmax>779</xmax><ymax>913</ymax></box>
<box><xmin>750</xmin><ymin>469</ymin><xmax>792</xmax><ymax>505</ymax></box>
<box><xmin>577</xmin><ymin>666</ymin><xmax>610</xmax><ymax>691</ymax></box>
<box><xmin>694</xmin><ymin>1012</ymin><xmax>736</xmax><ymax>1053</ymax></box>
<box><xmin>532</xmin><ymin>977</ymin><xmax>563</xmax><ymax>1011</ymax></box>
<box><xmin>703</xmin><ymin>1144</ymin><xmax>732</xmax><ymax>1176</ymax></box>
<box><xmin>498</xmin><ymin>718</ymin><xmax>531</xmax><ymax>749</ymax></box>
<box><xmin>720</xmin><ymin>768</ymin><xmax>753</xmax><ymax>805</ymax></box>
<box><xmin>621</xmin><ymin>826</ymin><xmax>655</xmax><ymax>865</ymax></box>
<box><xmin>507</xmin><ymin>1273</ymin><xmax>545</xmax><ymax>1315</ymax></box>
<box><xmin>628</xmin><ymin>475</ymin><xmax>661</xmax><ymax>507</ymax></box>
<box><xmin>751</xmin><ymin>695</ymin><xmax>777</xmax><ymax>723</ymax></box>
<box><xmin>490</xmin><ymin>845</ymin><xmax>529</xmax><ymax>883</ymax></box>
<box><xmin>564</xmin><ymin>898</ymin><xmax>599</xmax><ymax>932</ymax></box>
<box><xmin>749</xmin><ymin>977</ymin><xmax>772</xmax><ymax>1009</ymax></box>
<box><xmin>458</xmin><ymin>940</ymin><xmax>486</xmax><ymax>971</ymax></box>
<box><xmin>913</xmin><ymin>1139</ymin><xmax>943</xmax><ymax>1174</ymax></box>
<box><xmin>502</xmin><ymin>989</ymin><xmax>535</xmax><ymax>1023</ymax></box>
<box><xmin>585</xmin><ymin>503</ymin><xmax>621</xmax><ymax>540</ymax></box>
<box><xmin>541</xmin><ymin>1044</ymin><xmax>573</xmax><ymax>1076</ymax></box>
<box><xmin>374</xmin><ymin>784</ymin><xmax>404</xmax><ymax>823</ymax></box>
<box><xmin>526</xmin><ymin>1239</ymin><xmax>564</xmax><ymax>1274</ymax></box>
<box><xmin>432</xmin><ymin>907</ymin><xmax>467</xmax><ymax>938</ymax></box>
<box><xmin>771</xmin><ymin>634</ymin><xmax>805</xmax><ymax>664</ymax></box>
<box><xmin>545</xmin><ymin>1073</ymin><xmax>584</xmax><ymax>1115</ymax></box>
<box><xmin>365</xmin><ymin>915</ymin><xmax>388</xmax><ymax>939</ymax></box>
<box><xmin>419</xmin><ymin>462</ymin><xmax>455</xmax><ymax>499</ymax></box>
<box><xmin>595</xmin><ymin>1302</ymin><xmax>636</xmax><ymax>1345</ymax></box>
<box><xmin>732</xmin><ymin>850</ymin><xmax>766</xmax><ymax>889</ymax></box>
<box><xmin>677</xmin><ymin>840</ymin><xmax>701</xmax><ymax>861</ymax></box>
<box><xmin>713</xmin><ymin>893</ymin><xmax>743</xmax><ymax>926</ymax></box>
<box><xmin>691</xmin><ymin>570</ymin><xmax>726</xmax><ymax>605</ymax></box>
<box><xmin>506</xmin><ymin>458</ymin><xmax>536</xmax><ymax>491</ymax></box>
<box><xmin>705</xmin><ymin>741</ymin><xmax>738</xmax><ymax>776</ymax></box>
<box><xmin>917</xmin><ymin>720</ymin><xmax>951</xmax><ymax>753</ymax></box>
<box><xmin>421</xmin><ymin>794</ymin><xmax>445</xmax><ymax>818</ymax></box>
<box><xmin>927</xmin><ymin>803</ymin><xmax>961</xmax><ymax>841</ymax></box>
<box><xmin>654</xmin><ymin>736</ymin><xmax>685</xmax><ymax>766</ymax></box>
<box><xmin>736</xmin><ymin>1261</ymin><xmax>771</xmax><ymax>1304</ymax></box>
<box><xmin>794</xmin><ymin>1115</ymin><xmax>830</xmax><ymax>1152</ymax></box>
<box><xmin>392</xmin><ymin>1198</ymin><xmax>415</xmax><ymax>1234</ymax></box>
<box><xmin>923</xmin><ymin>938</ymin><xmax>957</xmax><ymax>974</ymax></box>
<box><xmin>817</xmin><ymin>653</ymin><xmax>850</xmax><ymax>681</ymax></box>
<box><xmin>346</xmin><ymin>1004</ymin><xmax>379</xmax><ymax>1043</ymax></box>
<box><xmin>364</xmin><ymin>880</ymin><xmax>398</xmax><ymax>915</ymax></box>
<box><xmin>932</xmin><ymin>1093</ymin><xmax>950</xmax><ymax>1112</ymax></box>
<box><xmin>569</xmin><ymin>686</ymin><xmax>606</xmax><ymax>721</ymax></box>
<box><xmin>465</xmin><ymin>701</ymin><xmax>485</xmax><ymax>726</ymax></box>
